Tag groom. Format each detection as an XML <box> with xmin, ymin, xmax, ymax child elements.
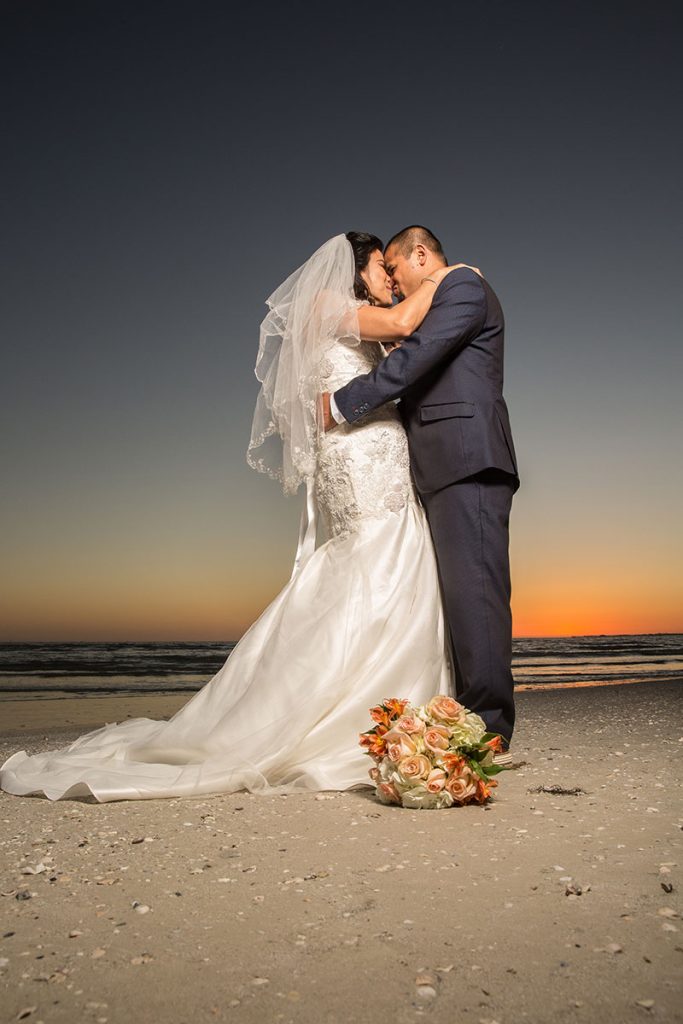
<box><xmin>322</xmin><ymin>226</ymin><xmax>519</xmax><ymax>755</ymax></box>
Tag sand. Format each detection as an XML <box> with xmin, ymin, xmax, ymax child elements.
<box><xmin>1</xmin><ymin>680</ymin><xmax>681</xmax><ymax>1024</ymax></box>
<box><xmin>0</xmin><ymin>693</ymin><xmax>190</xmax><ymax>738</ymax></box>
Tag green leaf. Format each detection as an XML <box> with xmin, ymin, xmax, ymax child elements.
<box><xmin>469</xmin><ymin>759</ymin><xmax>489</xmax><ymax>781</ymax></box>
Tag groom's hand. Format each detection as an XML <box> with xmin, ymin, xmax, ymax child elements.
<box><xmin>319</xmin><ymin>392</ymin><xmax>336</xmax><ymax>433</ymax></box>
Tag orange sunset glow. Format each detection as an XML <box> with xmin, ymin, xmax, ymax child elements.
<box><xmin>2</xmin><ymin>482</ymin><xmax>681</xmax><ymax>641</ymax></box>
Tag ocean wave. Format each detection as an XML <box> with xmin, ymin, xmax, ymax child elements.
<box><xmin>0</xmin><ymin>635</ymin><xmax>681</xmax><ymax>695</ymax></box>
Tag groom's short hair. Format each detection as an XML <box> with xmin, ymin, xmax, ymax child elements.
<box><xmin>385</xmin><ymin>225</ymin><xmax>447</xmax><ymax>264</ymax></box>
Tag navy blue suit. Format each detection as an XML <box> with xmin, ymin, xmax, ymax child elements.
<box><xmin>334</xmin><ymin>268</ymin><xmax>519</xmax><ymax>744</ymax></box>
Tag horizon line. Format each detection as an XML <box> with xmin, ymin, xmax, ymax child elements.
<box><xmin>0</xmin><ymin>630</ymin><xmax>681</xmax><ymax>644</ymax></box>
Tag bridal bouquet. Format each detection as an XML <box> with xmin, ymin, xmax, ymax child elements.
<box><xmin>359</xmin><ymin>696</ymin><xmax>508</xmax><ymax>809</ymax></box>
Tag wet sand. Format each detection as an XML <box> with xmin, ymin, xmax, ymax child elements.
<box><xmin>1</xmin><ymin>680</ymin><xmax>681</xmax><ymax>1023</ymax></box>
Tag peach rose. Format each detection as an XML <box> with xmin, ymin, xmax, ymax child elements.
<box><xmin>384</xmin><ymin>729</ymin><xmax>418</xmax><ymax>763</ymax></box>
<box><xmin>423</xmin><ymin>724</ymin><xmax>450</xmax><ymax>754</ymax></box>
<box><xmin>445</xmin><ymin>764</ymin><xmax>478</xmax><ymax>804</ymax></box>
<box><xmin>426</xmin><ymin>767</ymin><xmax>447</xmax><ymax>793</ymax></box>
<box><xmin>397</xmin><ymin>754</ymin><xmax>432</xmax><ymax>782</ymax></box>
<box><xmin>426</xmin><ymin>695</ymin><xmax>466</xmax><ymax>724</ymax></box>
<box><xmin>378</xmin><ymin>781</ymin><xmax>401</xmax><ymax>805</ymax></box>
<box><xmin>394</xmin><ymin>713</ymin><xmax>426</xmax><ymax>736</ymax></box>
<box><xmin>368</xmin><ymin>766</ymin><xmax>380</xmax><ymax>782</ymax></box>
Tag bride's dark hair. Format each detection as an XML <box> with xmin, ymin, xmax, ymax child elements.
<box><xmin>346</xmin><ymin>231</ymin><xmax>384</xmax><ymax>305</ymax></box>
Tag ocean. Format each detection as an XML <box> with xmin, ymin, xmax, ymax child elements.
<box><xmin>0</xmin><ymin>635</ymin><xmax>681</xmax><ymax>697</ymax></box>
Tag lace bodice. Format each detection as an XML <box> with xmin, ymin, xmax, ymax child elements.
<box><xmin>315</xmin><ymin>337</ymin><xmax>418</xmax><ymax>539</ymax></box>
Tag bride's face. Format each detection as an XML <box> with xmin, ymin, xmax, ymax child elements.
<box><xmin>361</xmin><ymin>249</ymin><xmax>394</xmax><ymax>307</ymax></box>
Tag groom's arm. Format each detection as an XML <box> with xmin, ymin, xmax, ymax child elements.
<box><xmin>333</xmin><ymin>270</ymin><xmax>487</xmax><ymax>424</ymax></box>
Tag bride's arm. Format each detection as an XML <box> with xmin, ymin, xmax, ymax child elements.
<box><xmin>357</xmin><ymin>277</ymin><xmax>441</xmax><ymax>342</ymax></box>
<box><xmin>357</xmin><ymin>263</ymin><xmax>483</xmax><ymax>343</ymax></box>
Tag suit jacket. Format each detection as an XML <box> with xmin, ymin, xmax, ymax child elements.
<box><xmin>333</xmin><ymin>267</ymin><xmax>519</xmax><ymax>495</ymax></box>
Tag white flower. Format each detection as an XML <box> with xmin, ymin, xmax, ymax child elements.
<box><xmin>400</xmin><ymin>783</ymin><xmax>454</xmax><ymax>810</ymax></box>
<box><xmin>448</xmin><ymin>712</ymin><xmax>487</xmax><ymax>748</ymax></box>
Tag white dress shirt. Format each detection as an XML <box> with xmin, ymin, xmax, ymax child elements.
<box><xmin>329</xmin><ymin>393</ymin><xmax>346</xmax><ymax>424</ymax></box>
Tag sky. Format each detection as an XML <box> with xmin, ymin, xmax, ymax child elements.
<box><xmin>1</xmin><ymin>0</ymin><xmax>681</xmax><ymax>641</ymax></box>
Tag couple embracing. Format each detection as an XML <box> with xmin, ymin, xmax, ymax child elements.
<box><xmin>0</xmin><ymin>225</ymin><xmax>519</xmax><ymax>803</ymax></box>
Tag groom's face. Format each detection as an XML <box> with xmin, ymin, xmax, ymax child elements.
<box><xmin>384</xmin><ymin>244</ymin><xmax>422</xmax><ymax>300</ymax></box>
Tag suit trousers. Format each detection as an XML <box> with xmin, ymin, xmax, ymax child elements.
<box><xmin>420</xmin><ymin>469</ymin><xmax>516</xmax><ymax>745</ymax></box>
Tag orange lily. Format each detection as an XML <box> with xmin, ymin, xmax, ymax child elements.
<box><xmin>369</xmin><ymin>705</ymin><xmax>391</xmax><ymax>727</ymax></box>
<box><xmin>443</xmin><ymin>753</ymin><xmax>466</xmax><ymax>773</ymax></box>
<box><xmin>384</xmin><ymin>698</ymin><xmax>409</xmax><ymax>719</ymax></box>
<box><xmin>359</xmin><ymin>732</ymin><xmax>387</xmax><ymax>760</ymax></box>
<box><xmin>484</xmin><ymin>735</ymin><xmax>504</xmax><ymax>753</ymax></box>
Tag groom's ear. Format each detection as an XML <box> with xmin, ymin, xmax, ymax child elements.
<box><xmin>414</xmin><ymin>243</ymin><xmax>428</xmax><ymax>266</ymax></box>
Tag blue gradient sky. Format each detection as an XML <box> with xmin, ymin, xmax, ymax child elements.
<box><xmin>1</xmin><ymin>1</ymin><xmax>681</xmax><ymax>639</ymax></box>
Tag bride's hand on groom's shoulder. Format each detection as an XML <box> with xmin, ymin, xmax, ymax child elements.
<box><xmin>457</xmin><ymin>263</ymin><xmax>483</xmax><ymax>277</ymax></box>
<box><xmin>432</xmin><ymin>263</ymin><xmax>484</xmax><ymax>285</ymax></box>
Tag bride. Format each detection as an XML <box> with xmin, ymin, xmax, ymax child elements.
<box><xmin>0</xmin><ymin>232</ymin><xmax>464</xmax><ymax>802</ymax></box>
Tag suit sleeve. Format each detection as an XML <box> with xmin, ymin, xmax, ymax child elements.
<box><xmin>333</xmin><ymin>271</ymin><xmax>487</xmax><ymax>424</ymax></box>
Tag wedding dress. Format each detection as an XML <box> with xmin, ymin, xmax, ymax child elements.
<box><xmin>0</xmin><ymin>239</ymin><xmax>452</xmax><ymax>802</ymax></box>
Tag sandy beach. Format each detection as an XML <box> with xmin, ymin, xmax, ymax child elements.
<box><xmin>1</xmin><ymin>680</ymin><xmax>681</xmax><ymax>1024</ymax></box>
